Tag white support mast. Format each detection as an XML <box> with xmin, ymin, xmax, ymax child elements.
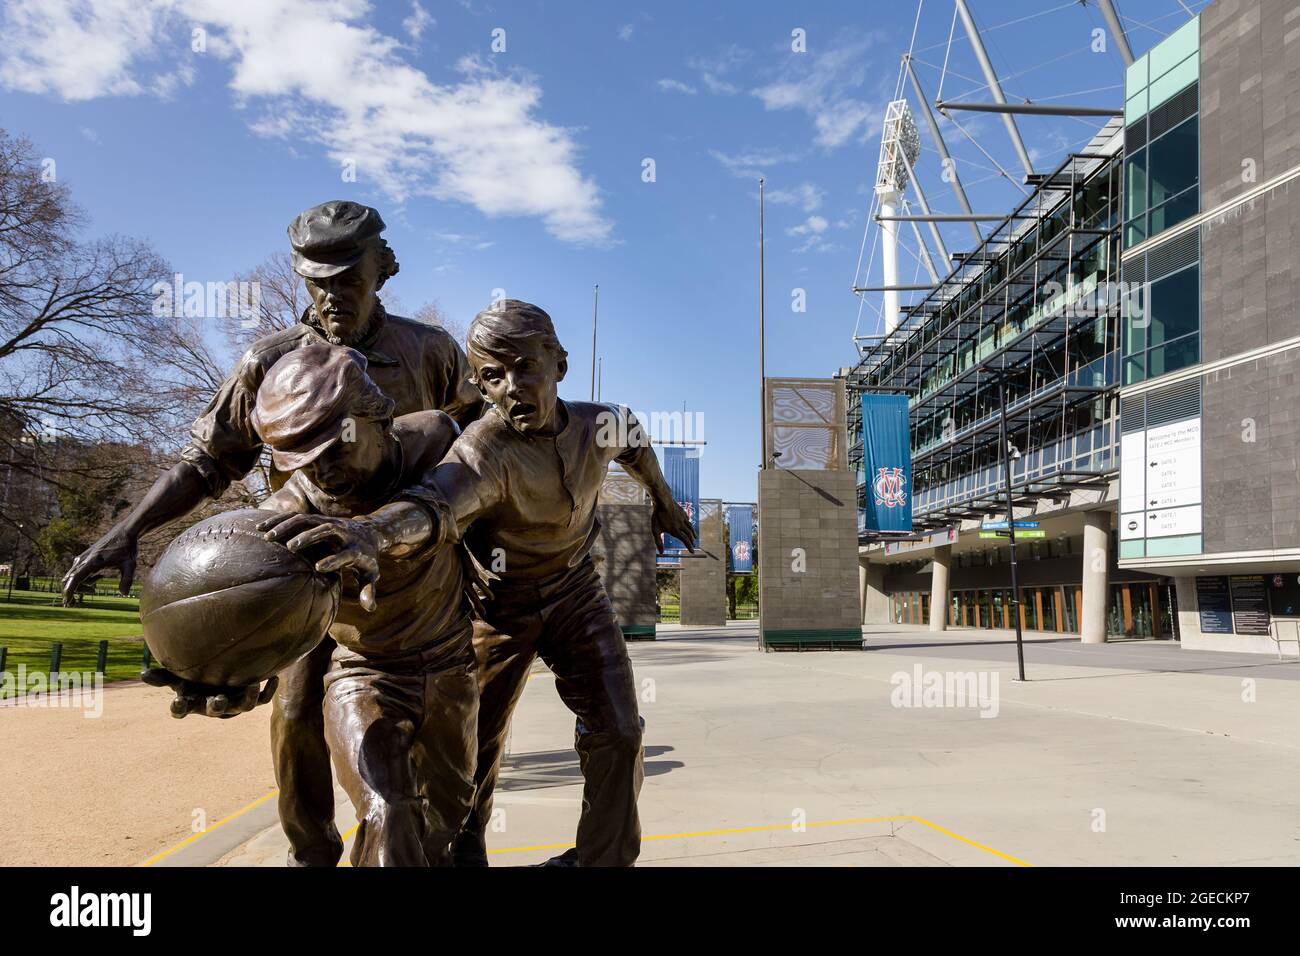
<box><xmin>874</xmin><ymin>98</ymin><xmax>922</xmax><ymax>335</ymax></box>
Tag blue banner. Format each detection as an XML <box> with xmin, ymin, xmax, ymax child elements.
<box><xmin>726</xmin><ymin>505</ymin><xmax>754</xmax><ymax>573</ymax></box>
<box><xmin>661</xmin><ymin>446</ymin><xmax>699</xmax><ymax>554</ymax></box>
<box><xmin>860</xmin><ymin>393</ymin><xmax>912</xmax><ymax>534</ymax></box>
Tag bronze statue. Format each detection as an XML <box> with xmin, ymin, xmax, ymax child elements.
<box><xmin>253</xmin><ymin>345</ymin><xmax>477</xmax><ymax>867</ymax></box>
<box><xmin>62</xmin><ymin>201</ymin><xmax>483</xmax><ymax>867</ymax></box>
<box><xmin>294</xmin><ymin>299</ymin><xmax>696</xmax><ymax>866</ymax></box>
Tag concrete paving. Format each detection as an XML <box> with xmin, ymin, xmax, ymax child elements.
<box><xmin>165</xmin><ymin>622</ymin><xmax>1300</xmax><ymax>867</ymax></box>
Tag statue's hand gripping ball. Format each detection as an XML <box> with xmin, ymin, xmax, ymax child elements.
<box><xmin>140</xmin><ymin>509</ymin><xmax>341</xmax><ymax>689</ymax></box>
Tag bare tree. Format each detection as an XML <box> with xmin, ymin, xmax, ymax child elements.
<box><xmin>411</xmin><ymin>300</ymin><xmax>466</xmax><ymax>347</ymax></box>
<box><xmin>224</xmin><ymin>249</ymin><xmax>308</xmax><ymax>353</ymax></box>
<box><xmin>0</xmin><ymin>128</ymin><xmax>251</xmax><ymax>577</ymax></box>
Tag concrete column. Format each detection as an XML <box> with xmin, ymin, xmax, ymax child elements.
<box><xmin>859</xmin><ymin>556</ymin><xmax>890</xmax><ymax>624</ymax></box>
<box><xmin>1081</xmin><ymin>510</ymin><xmax>1111</xmax><ymax>644</ymax></box>
<box><xmin>929</xmin><ymin>545</ymin><xmax>952</xmax><ymax>632</ymax></box>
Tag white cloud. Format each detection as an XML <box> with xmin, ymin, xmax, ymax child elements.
<box><xmin>752</xmin><ymin>33</ymin><xmax>888</xmax><ymax>148</ymax></box>
<box><xmin>0</xmin><ymin>0</ymin><xmax>611</xmax><ymax>244</ymax></box>
<box><xmin>766</xmin><ymin>182</ymin><xmax>823</xmax><ymax>212</ymax></box>
<box><xmin>656</xmin><ymin>78</ymin><xmax>696</xmax><ymax>95</ymax></box>
<box><xmin>786</xmin><ymin>215</ymin><xmax>828</xmax><ymax>237</ymax></box>
<box><xmin>709</xmin><ymin>146</ymin><xmax>801</xmax><ymax>179</ymax></box>
<box><xmin>0</xmin><ymin>0</ymin><xmax>192</xmax><ymax>101</ymax></box>
<box><xmin>403</xmin><ymin>1</ymin><xmax>434</xmax><ymax>42</ymax></box>
<box><xmin>618</xmin><ymin>23</ymin><xmax>635</xmax><ymax>42</ymax></box>
<box><xmin>687</xmin><ymin>45</ymin><xmax>749</xmax><ymax>96</ymax></box>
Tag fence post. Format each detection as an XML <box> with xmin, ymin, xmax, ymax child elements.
<box><xmin>96</xmin><ymin>640</ymin><xmax>109</xmax><ymax>674</ymax></box>
<box><xmin>0</xmin><ymin>646</ymin><xmax>7</xmax><ymax>674</ymax></box>
<box><xmin>50</xmin><ymin>641</ymin><xmax>63</xmax><ymax>682</ymax></box>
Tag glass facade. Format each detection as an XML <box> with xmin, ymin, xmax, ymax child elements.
<box><xmin>898</xmin><ymin>584</ymin><xmax>1172</xmax><ymax>638</ymax></box>
<box><xmin>846</xmin><ymin>148</ymin><xmax>1123</xmax><ymax>531</ymax></box>
<box><xmin>1122</xmin><ymin>16</ymin><xmax>1200</xmax><ymax>251</ymax></box>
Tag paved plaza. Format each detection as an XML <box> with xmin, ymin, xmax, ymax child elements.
<box><xmin>124</xmin><ymin>622</ymin><xmax>1300</xmax><ymax>867</ymax></box>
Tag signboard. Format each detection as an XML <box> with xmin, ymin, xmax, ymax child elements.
<box><xmin>980</xmin><ymin>521</ymin><xmax>1039</xmax><ymax>530</ymax></box>
<box><xmin>1120</xmin><ymin>415</ymin><xmax>1202</xmax><ymax>551</ymax></box>
<box><xmin>726</xmin><ymin>505</ymin><xmax>754</xmax><ymax>573</ymax></box>
<box><xmin>1229</xmin><ymin>575</ymin><xmax>1270</xmax><ymax>636</ymax></box>
<box><xmin>1194</xmin><ymin>576</ymin><xmax>1233</xmax><ymax>634</ymax></box>
<box><xmin>979</xmin><ymin>530</ymin><xmax>1046</xmax><ymax>539</ymax></box>
<box><xmin>859</xmin><ymin>394</ymin><xmax>912</xmax><ymax>534</ymax></box>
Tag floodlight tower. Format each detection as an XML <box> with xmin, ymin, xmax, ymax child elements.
<box><xmin>874</xmin><ymin>98</ymin><xmax>921</xmax><ymax>335</ymax></box>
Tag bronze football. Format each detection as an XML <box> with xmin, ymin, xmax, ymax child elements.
<box><xmin>140</xmin><ymin>509</ymin><xmax>340</xmax><ymax>688</ymax></box>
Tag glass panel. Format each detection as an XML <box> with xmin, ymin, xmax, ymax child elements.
<box><xmin>1041</xmin><ymin>588</ymin><xmax>1058</xmax><ymax>632</ymax></box>
<box><xmin>1150</xmin><ymin>18</ymin><xmax>1199</xmax><ymax>79</ymax></box>
<box><xmin>1124</xmin><ymin>355</ymin><xmax>1145</xmax><ymax>385</ymax></box>
<box><xmin>1124</xmin><ymin>149</ymin><xmax>1147</xmax><ymax>219</ymax></box>
<box><xmin>1147</xmin><ymin>186</ymin><xmax>1198</xmax><ymax>237</ymax></box>
<box><xmin>1149</xmin><ymin>116</ymin><xmax>1197</xmax><ymax>207</ymax></box>
<box><xmin>1023</xmin><ymin>590</ymin><xmax>1038</xmax><ymax>630</ymax></box>
<box><xmin>1147</xmin><ymin>333</ymin><xmax>1199</xmax><ymax>378</ymax></box>
<box><xmin>1148</xmin><ymin>264</ymin><xmax>1199</xmax><ymax>346</ymax></box>
<box><xmin>1062</xmin><ymin>587</ymin><xmax>1080</xmax><ymax>633</ymax></box>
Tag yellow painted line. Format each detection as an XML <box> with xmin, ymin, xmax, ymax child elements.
<box><xmin>139</xmin><ymin>790</ymin><xmax>279</xmax><ymax>867</ymax></box>
<box><xmin>484</xmin><ymin>814</ymin><xmax>1032</xmax><ymax>866</ymax></box>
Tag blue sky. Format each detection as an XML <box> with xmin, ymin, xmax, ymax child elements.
<box><xmin>0</xmin><ymin>0</ymin><xmax>1206</xmax><ymax>501</ymax></box>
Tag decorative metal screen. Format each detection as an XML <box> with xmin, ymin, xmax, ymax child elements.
<box><xmin>765</xmin><ymin>378</ymin><xmax>848</xmax><ymax>471</ymax></box>
<box><xmin>599</xmin><ymin>464</ymin><xmax>647</xmax><ymax>504</ymax></box>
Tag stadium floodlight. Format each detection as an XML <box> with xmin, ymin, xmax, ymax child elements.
<box><xmin>874</xmin><ymin>99</ymin><xmax>922</xmax><ymax>335</ymax></box>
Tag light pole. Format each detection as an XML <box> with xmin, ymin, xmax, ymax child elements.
<box><xmin>758</xmin><ymin>177</ymin><xmax>766</xmax><ymax>471</ymax></box>
<box><xmin>998</xmin><ymin>383</ymin><xmax>1027</xmax><ymax>681</ymax></box>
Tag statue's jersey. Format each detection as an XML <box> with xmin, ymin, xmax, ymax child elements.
<box><xmin>421</xmin><ymin>400</ymin><xmax>655</xmax><ymax>582</ymax></box>
<box><xmin>265</xmin><ymin>411</ymin><xmax>472</xmax><ymax>661</ymax></box>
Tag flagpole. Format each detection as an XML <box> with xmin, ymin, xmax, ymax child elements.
<box><xmin>759</xmin><ymin>178</ymin><xmax>767</xmax><ymax>470</ymax></box>
<box><xmin>590</xmin><ymin>283</ymin><xmax>599</xmax><ymax>401</ymax></box>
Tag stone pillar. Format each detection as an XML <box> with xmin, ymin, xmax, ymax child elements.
<box><xmin>859</xmin><ymin>556</ymin><xmax>890</xmax><ymax>624</ymax></box>
<box><xmin>680</xmin><ymin>499</ymin><xmax>726</xmax><ymax>626</ymax></box>
<box><xmin>1081</xmin><ymin>510</ymin><xmax>1110</xmax><ymax>644</ymax></box>
<box><xmin>929</xmin><ymin>545</ymin><xmax>952</xmax><ymax>632</ymax></box>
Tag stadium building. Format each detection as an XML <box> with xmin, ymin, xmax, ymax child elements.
<box><xmin>846</xmin><ymin>0</ymin><xmax>1300</xmax><ymax>654</ymax></box>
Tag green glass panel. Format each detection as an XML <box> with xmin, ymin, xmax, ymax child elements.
<box><xmin>1125</xmin><ymin>53</ymin><xmax>1149</xmax><ymax>98</ymax></box>
<box><xmin>1150</xmin><ymin>17</ymin><xmax>1199</xmax><ymax>81</ymax></box>
<box><xmin>1144</xmin><ymin>534</ymin><xmax>1201</xmax><ymax>557</ymax></box>
<box><xmin>1150</xmin><ymin>56</ymin><xmax>1198</xmax><ymax>112</ymax></box>
<box><xmin>1125</xmin><ymin>90</ymin><xmax>1149</xmax><ymax>125</ymax></box>
<box><xmin>1120</xmin><ymin>539</ymin><xmax>1146</xmax><ymax>559</ymax></box>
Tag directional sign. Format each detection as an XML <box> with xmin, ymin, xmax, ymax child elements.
<box><xmin>979</xmin><ymin>530</ymin><xmax>1046</xmax><ymax>539</ymax></box>
<box><xmin>980</xmin><ymin>521</ymin><xmax>1040</xmax><ymax>530</ymax></box>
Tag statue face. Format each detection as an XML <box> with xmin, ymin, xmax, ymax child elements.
<box><xmin>302</xmin><ymin>417</ymin><xmax>388</xmax><ymax>501</ymax></box>
<box><xmin>302</xmin><ymin>247</ymin><xmax>381</xmax><ymax>345</ymax></box>
<box><xmin>469</xmin><ymin>337</ymin><xmax>567</xmax><ymax>436</ymax></box>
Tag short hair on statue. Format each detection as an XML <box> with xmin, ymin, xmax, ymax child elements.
<box><xmin>466</xmin><ymin>299</ymin><xmax>568</xmax><ymax>382</ymax></box>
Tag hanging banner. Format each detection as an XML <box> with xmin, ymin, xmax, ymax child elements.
<box><xmin>727</xmin><ymin>505</ymin><xmax>754</xmax><ymax>573</ymax></box>
<box><xmin>661</xmin><ymin>446</ymin><xmax>699</xmax><ymax>554</ymax></box>
<box><xmin>859</xmin><ymin>393</ymin><xmax>913</xmax><ymax>534</ymax></box>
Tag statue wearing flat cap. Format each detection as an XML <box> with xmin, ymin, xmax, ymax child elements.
<box><xmin>62</xmin><ymin>200</ymin><xmax>483</xmax><ymax>868</ymax></box>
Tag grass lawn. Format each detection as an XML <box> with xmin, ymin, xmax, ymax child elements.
<box><xmin>0</xmin><ymin>589</ymin><xmax>147</xmax><ymax>694</ymax></box>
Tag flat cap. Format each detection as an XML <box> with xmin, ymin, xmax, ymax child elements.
<box><xmin>251</xmin><ymin>344</ymin><xmax>394</xmax><ymax>471</ymax></box>
<box><xmin>287</xmin><ymin>200</ymin><xmax>386</xmax><ymax>279</ymax></box>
